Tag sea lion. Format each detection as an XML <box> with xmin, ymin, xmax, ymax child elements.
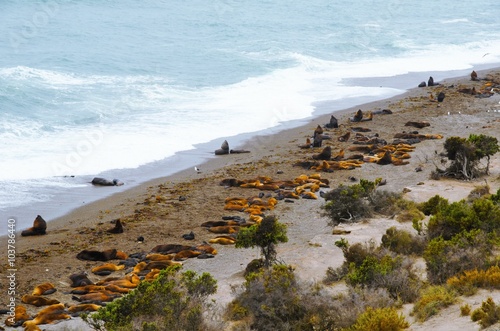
<box><xmin>69</xmin><ymin>272</ymin><xmax>93</xmax><ymax>287</ymax></box>
<box><xmin>91</xmin><ymin>263</ymin><xmax>125</xmax><ymax>275</ymax></box>
<box><xmin>181</xmin><ymin>231</ymin><xmax>195</xmax><ymax>240</ymax></box>
<box><xmin>428</xmin><ymin>76</ymin><xmax>435</xmax><ymax>87</ymax></box>
<box><xmin>107</xmin><ymin>219</ymin><xmax>124</xmax><ymax>234</ymax></box>
<box><xmin>21</xmin><ymin>295</ymin><xmax>60</xmax><ymax>307</ymax></box>
<box><xmin>351</xmin><ymin>109</ymin><xmax>363</xmax><ymax>122</ymax></box>
<box><xmin>298</xmin><ymin>137</ymin><xmax>312</xmax><ymax>149</ymax></box>
<box><xmin>215</xmin><ymin>140</ymin><xmax>230</xmax><ymax>155</ymax></box>
<box><xmin>437</xmin><ymin>92</ymin><xmax>445</xmax><ymax>102</ymax></box>
<box><xmin>150</xmin><ymin>244</ymin><xmax>192</xmax><ymax>254</ymax></box>
<box><xmin>325</xmin><ymin>115</ymin><xmax>339</xmax><ymax>129</ymax></box>
<box><xmin>209</xmin><ymin>237</ymin><xmax>236</xmax><ymax>245</ymax></box>
<box><xmin>338</xmin><ymin>131</ymin><xmax>351</xmax><ymax>142</ymax></box>
<box><xmin>418</xmin><ymin>81</ymin><xmax>426</xmax><ymax>88</ymax></box>
<box><xmin>67</xmin><ymin>304</ymin><xmax>101</xmax><ymax>315</ymax></box>
<box><xmin>471</xmin><ymin>70</ymin><xmax>478</xmax><ymax>81</ymax></box>
<box><xmin>145</xmin><ymin>253</ymin><xmax>175</xmax><ymax>261</ymax></box>
<box><xmin>22</xmin><ymin>303</ymin><xmax>70</xmax><ymax>327</ymax></box>
<box><xmin>312</xmin><ymin>132</ymin><xmax>323</xmax><ymax>147</ymax></box>
<box><xmin>4</xmin><ymin>305</ymin><xmax>29</xmax><ymax>327</ymax></box>
<box><xmin>173</xmin><ymin>250</ymin><xmax>202</xmax><ymax>261</ymax></box>
<box><xmin>405</xmin><ymin>121</ymin><xmax>430</xmax><ymax>128</ymax></box>
<box><xmin>32</xmin><ymin>282</ymin><xmax>56</xmax><ymax>296</ymax></box>
<box><xmin>230</xmin><ymin>149</ymin><xmax>251</xmax><ymax>154</ymax></box>
<box><xmin>21</xmin><ymin>215</ymin><xmax>47</xmax><ymax>236</ymax></box>
<box><xmin>91</xmin><ymin>177</ymin><xmax>123</xmax><ymax>186</ymax></box>
<box><xmin>76</xmin><ymin>249</ymin><xmax>123</xmax><ymax>261</ymax></box>
<box><xmin>312</xmin><ymin>146</ymin><xmax>332</xmax><ymax>160</ymax></box>
<box><xmin>207</xmin><ymin>225</ymin><xmax>239</xmax><ymax>234</ymax></box>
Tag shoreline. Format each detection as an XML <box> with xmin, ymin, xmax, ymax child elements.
<box><xmin>2</xmin><ymin>66</ymin><xmax>500</xmax><ymax>330</ymax></box>
<box><xmin>3</xmin><ymin>62</ymin><xmax>500</xmax><ymax>236</ymax></box>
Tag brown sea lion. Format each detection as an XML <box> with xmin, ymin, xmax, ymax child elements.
<box><xmin>32</xmin><ymin>282</ymin><xmax>56</xmax><ymax>296</ymax></box>
<box><xmin>312</xmin><ymin>132</ymin><xmax>323</xmax><ymax>147</ymax></box>
<box><xmin>21</xmin><ymin>215</ymin><xmax>47</xmax><ymax>236</ymax></box>
<box><xmin>107</xmin><ymin>219</ymin><xmax>124</xmax><ymax>234</ymax></box>
<box><xmin>69</xmin><ymin>271</ymin><xmax>93</xmax><ymax>287</ymax></box>
<box><xmin>22</xmin><ymin>303</ymin><xmax>70</xmax><ymax>327</ymax></box>
<box><xmin>21</xmin><ymin>295</ymin><xmax>60</xmax><ymax>307</ymax></box>
<box><xmin>91</xmin><ymin>263</ymin><xmax>125</xmax><ymax>274</ymax></box>
<box><xmin>471</xmin><ymin>70</ymin><xmax>478</xmax><ymax>81</ymax></box>
<box><xmin>76</xmin><ymin>249</ymin><xmax>123</xmax><ymax>261</ymax></box>
<box><xmin>145</xmin><ymin>253</ymin><xmax>175</xmax><ymax>261</ymax></box>
<box><xmin>405</xmin><ymin>121</ymin><xmax>430</xmax><ymax>128</ymax></box>
<box><xmin>174</xmin><ymin>250</ymin><xmax>202</xmax><ymax>261</ymax></box>
<box><xmin>209</xmin><ymin>237</ymin><xmax>236</xmax><ymax>245</ymax></box>
<box><xmin>312</xmin><ymin>146</ymin><xmax>332</xmax><ymax>160</ymax></box>
<box><xmin>215</xmin><ymin>140</ymin><xmax>230</xmax><ymax>155</ymax></box>
<box><xmin>338</xmin><ymin>131</ymin><xmax>351</xmax><ymax>142</ymax></box>
<box><xmin>437</xmin><ymin>91</ymin><xmax>445</xmax><ymax>102</ymax></box>
<box><xmin>4</xmin><ymin>305</ymin><xmax>29</xmax><ymax>327</ymax></box>
<box><xmin>145</xmin><ymin>260</ymin><xmax>182</xmax><ymax>269</ymax></box>
<box><xmin>325</xmin><ymin>115</ymin><xmax>339</xmax><ymax>129</ymax></box>
<box><xmin>208</xmin><ymin>225</ymin><xmax>239</xmax><ymax>234</ymax></box>
<box><xmin>150</xmin><ymin>244</ymin><xmax>192</xmax><ymax>254</ymax></box>
<box><xmin>298</xmin><ymin>137</ymin><xmax>312</xmax><ymax>149</ymax></box>
<box><xmin>67</xmin><ymin>304</ymin><xmax>101</xmax><ymax>315</ymax></box>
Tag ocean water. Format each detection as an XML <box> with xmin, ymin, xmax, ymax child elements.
<box><xmin>1</xmin><ymin>0</ymin><xmax>500</xmax><ymax>233</ymax></box>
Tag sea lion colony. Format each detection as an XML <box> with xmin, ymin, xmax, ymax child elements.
<box><xmin>4</xmin><ymin>71</ymin><xmax>500</xmax><ymax>329</ymax></box>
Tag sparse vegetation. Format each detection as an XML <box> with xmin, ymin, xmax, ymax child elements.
<box><xmin>347</xmin><ymin>307</ymin><xmax>410</xmax><ymax>331</ymax></box>
<box><xmin>83</xmin><ymin>266</ymin><xmax>217</xmax><ymax>331</ymax></box>
<box><xmin>328</xmin><ymin>239</ymin><xmax>423</xmax><ymax>303</ymax></box>
<box><xmin>471</xmin><ymin>297</ymin><xmax>500</xmax><ymax>328</ymax></box>
<box><xmin>424</xmin><ymin>229</ymin><xmax>492</xmax><ymax>284</ymax></box>
<box><xmin>322</xmin><ymin>179</ymin><xmax>413</xmax><ymax>226</ymax></box>
<box><xmin>411</xmin><ymin>285</ymin><xmax>457</xmax><ymax>322</ymax></box>
<box><xmin>229</xmin><ymin>264</ymin><xmax>399</xmax><ymax>330</ymax></box>
<box><xmin>447</xmin><ymin>266</ymin><xmax>500</xmax><ymax>296</ymax></box>
<box><xmin>381</xmin><ymin>227</ymin><xmax>427</xmax><ymax>255</ymax></box>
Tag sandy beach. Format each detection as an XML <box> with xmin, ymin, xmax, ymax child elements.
<box><xmin>2</xmin><ymin>68</ymin><xmax>500</xmax><ymax>330</ymax></box>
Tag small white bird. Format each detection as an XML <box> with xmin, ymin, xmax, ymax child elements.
<box><xmin>194</xmin><ymin>166</ymin><xmax>201</xmax><ymax>174</ymax></box>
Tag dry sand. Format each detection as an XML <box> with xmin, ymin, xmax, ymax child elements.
<box><xmin>2</xmin><ymin>68</ymin><xmax>500</xmax><ymax>330</ymax></box>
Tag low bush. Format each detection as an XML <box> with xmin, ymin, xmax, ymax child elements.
<box><xmin>229</xmin><ymin>264</ymin><xmax>400</xmax><ymax>330</ymax></box>
<box><xmin>471</xmin><ymin>297</ymin><xmax>500</xmax><ymax>328</ymax></box>
<box><xmin>418</xmin><ymin>195</ymin><xmax>449</xmax><ymax>216</ymax></box>
<box><xmin>424</xmin><ymin>229</ymin><xmax>492</xmax><ymax>284</ymax></box>
<box><xmin>381</xmin><ymin>227</ymin><xmax>427</xmax><ymax>256</ymax></box>
<box><xmin>322</xmin><ymin>180</ymin><xmax>417</xmax><ymax>226</ymax></box>
<box><xmin>411</xmin><ymin>285</ymin><xmax>457</xmax><ymax>322</ymax></box>
<box><xmin>447</xmin><ymin>266</ymin><xmax>500</xmax><ymax>295</ymax></box>
<box><xmin>347</xmin><ymin>307</ymin><xmax>409</xmax><ymax>331</ymax></box>
<box><xmin>333</xmin><ymin>240</ymin><xmax>422</xmax><ymax>303</ymax></box>
<box><xmin>83</xmin><ymin>266</ymin><xmax>217</xmax><ymax>331</ymax></box>
<box><xmin>460</xmin><ymin>304</ymin><xmax>471</xmax><ymax>316</ymax></box>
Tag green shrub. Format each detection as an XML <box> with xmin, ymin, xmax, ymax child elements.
<box><xmin>427</xmin><ymin>200</ymin><xmax>480</xmax><ymax>240</ymax></box>
<box><xmin>411</xmin><ymin>285</ymin><xmax>457</xmax><ymax>322</ymax></box>
<box><xmin>83</xmin><ymin>266</ymin><xmax>217</xmax><ymax>331</ymax></box>
<box><xmin>236</xmin><ymin>215</ymin><xmax>288</xmax><ymax>268</ymax></box>
<box><xmin>322</xmin><ymin>183</ymin><xmax>372</xmax><ymax>225</ymax></box>
<box><xmin>347</xmin><ymin>307</ymin><xmax>409</xmax><ymax>331</ymax></box>
<box><xmin>322</xmin><ymin>180</ymin><xmax>419</xmax><ymax>227</ymax></box>
<box><xmin>340</xmin><ymin>243</ymin><xmax>422</xmax><ymax>303</ymax></box>
<box><xmin>418</xmin><ymin>195</ymin><xmax>449</xmax><ymax>216</ymax></box>
<box><xmin>381</xmin><ymin>227</ymin><xmax>427</xmax><ymax>256</ymax></box>
<box><xmin>424</xmin><ymin>229</ymin><xmax>492</xmax><ymax>284</ymax></box>
<box><xmin>471</xmin><ymin>297</ymin><xmax>500</xmax><ymax>328</ymax></box>
<box><xmin>461</xmin><ymin>304</ymin><xmax>471</xmax><ymax>316</ymax></box>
